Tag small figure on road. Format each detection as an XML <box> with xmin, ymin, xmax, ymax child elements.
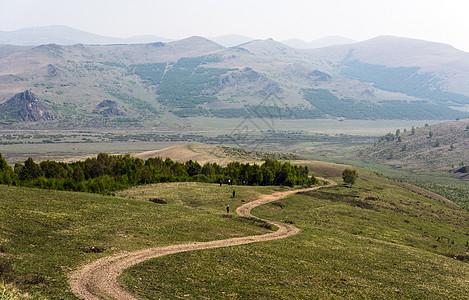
<box><xmin>226</xmin><ymin>205</ymin><xmax>230</xmax><ymax>213</ymax></box>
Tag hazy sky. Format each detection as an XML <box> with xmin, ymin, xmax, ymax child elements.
<box><xmin>1</xmin><ymin>0</ymin><xmax>469</xmax><ymax>51</ymax></box>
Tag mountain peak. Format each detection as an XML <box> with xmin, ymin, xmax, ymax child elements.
<box><xmin>208</xmin><ymin>34</ymin><xmax>255</xmax><ymax>47</ymax></box>
<box><xmin>0</xmin><ymin>90</ymin><xmax>56</xmax><ymax>123</ymax></box>
<box><xmin>167</xmin><ymin>36</ymin><xmax>225</xmax><ymax>51</ymax></box>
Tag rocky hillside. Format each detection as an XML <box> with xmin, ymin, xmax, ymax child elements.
<box><xmin>358</xmin><ymin>118</ymin><xmax>469</xmax><ymax>175</ymax></box>
<box><xmin>0</xmin><ymin>90</ymin><xmax>56</xmax><ymax>124</ymax></box>
<box><xmin>93</xmin><ymin>100</ymin><xmax>126</xmax><ymax>116</ymax></box>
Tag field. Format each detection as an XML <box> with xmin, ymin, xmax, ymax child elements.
<box><xmin>121</xmin><ymin>175</ymin><xmax>469</xmax><ymax>299</ymax></box>
<box><xmin>2</xmin><ymin>126</ymin><xmax>469</xmax><ymax>298</ymax></box>
<box><xmin>0</xmin><ymin>118</ymin><xmax>441</xmax><ymax>164</ymax></box>
<box><xmin>1</xmin><ymin>153</ymin><xmax>469</xmax><ymax>298</ymax></box>
<box><xmin>0</xmin><ymin>182</ymin><xmax>282</xmax><ymax>299</ymax></box>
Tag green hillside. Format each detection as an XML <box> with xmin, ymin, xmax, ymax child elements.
<box><xmin>122</xmin><ymin>171</ymin><xmax>469</xmax><ymax>299</ymax></box>
<box><xmin>0</xmin><ymin>183</ymin><xmax>279</xmax><ymax>298</ymax></box>
<box><xmin>1</xmin><ymin>160</ymin><xmax>468</xmax><ymax>298</ymax></box>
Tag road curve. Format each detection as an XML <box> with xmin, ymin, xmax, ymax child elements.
<box><xmin>69</xmin><ymin>178</ymin><xmax>336</xmax><ymax>300</ymax></box>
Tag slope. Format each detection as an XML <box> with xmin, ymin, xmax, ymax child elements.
<box><xmin>120</xmin><ymin>169</ymin><xmax>469</xmax><ymax>299</ymax></box>
<box><xmin>358</xmin><ymin>118</ymin><xmax>469</xmax><ymax>174</ymax></box>
<box><xmin>1</xmin><ymin>147</ymin><xmax>468</xmax><ymax>298</ymax></box>
<box><xmin>134</xmin><ymin>144</ymin><xmax>303</xmax><ymax>166</ymax></box>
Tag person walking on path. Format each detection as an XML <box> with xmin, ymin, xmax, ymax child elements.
<box><xmin>232</xmin><ymin>190</ymin><xmax>236</xmax><ymax>198</ymax></box>
<box><xmin>226</xmin><ymin>205</ymin><xmax>230</xmax><ymax>213</ymax></box>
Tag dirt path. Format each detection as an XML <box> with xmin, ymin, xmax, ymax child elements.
<box><xmin>69</xmin><ymin>178</ymin><xmax>336</xmax><ymax>300</ymax></box>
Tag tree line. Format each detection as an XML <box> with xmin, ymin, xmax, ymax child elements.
<box><xmin>0</xmin><ymin>153</ymin><xmax>316</xmax><ymax>194</ymax></box>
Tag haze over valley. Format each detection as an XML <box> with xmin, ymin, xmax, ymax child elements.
<box><xmin>1</xmin><ymin>1</ymin><xmax>469</xmax><ymax>298</ymax></box>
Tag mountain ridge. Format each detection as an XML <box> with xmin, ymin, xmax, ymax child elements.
<box><xmin>0</xmin><ymin>25</ymin><xmax>171</xmax><ymax>45</ymax></box>
<box><xmin>1</xmin><ymin>33</ymin><xmax>469</xmax><ymax>128</ymax></box>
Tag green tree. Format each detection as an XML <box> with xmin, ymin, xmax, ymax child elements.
<box><xmin>342</xmin><ymin>168</ymin><xmax>358</xmax><ymax>185</ymax></box>
<box><xmin>0</xmin><ymin>153</ymin><xmax>16</xmax><ymax>184</ymax></box>
<box><xmin>0</xmin><ymin>153</ymin><xmax>8</xmax><ymax>171</ymax></box>
<box><xmin>185</xmin><ymin>160</ymin><xmax>202</xmax><ymax>177</ymax></box>
<box><xmin>17</xmin><ymin>158</ymin><xmax>42</xmax><ymax>180</ymax></box>
<box><xmin>201</xmin><ymin>163</ymin><xmax>215</xmax><ymax>177</ymax></box>
<box><xmin>261</xmin><ymin>166</ymin><xmax>274</xmax><ymax>185</ymax></box>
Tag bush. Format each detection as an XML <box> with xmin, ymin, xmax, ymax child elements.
<box><xmin>342</xmin><ymin>168</ymin><xmax>358</xmax><ymax>185</ymax></box>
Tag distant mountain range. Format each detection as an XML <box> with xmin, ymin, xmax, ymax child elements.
<box><xmin>1</xmin><ymin>27</ymin><xmax>469</xmax><ymax>129</ymax></box>
<box><xmin>0</xmin><ymin>25</ymin><xmax>357</xmax><ymax>49</ymax></box>
<box><xmin>0</xmin><ymin>25</ymin><xmax>172</xmax><ymax>45</ymax></box>
<box><xmin>282</xmin><ymin>36</ymin><xmax>357</xmax><ymax>49</ymax></box>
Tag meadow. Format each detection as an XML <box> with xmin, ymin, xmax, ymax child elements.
<box><xmin>121</xmin><ymin>175</ymin><xmax>469</xmax><ymax>299</ymax></box>
<box><xmin>0</xmin><ymin>182</ymin><xmax>282</xmax><ymax>299</ymax></box>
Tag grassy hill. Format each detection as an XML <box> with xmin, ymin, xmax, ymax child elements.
<box><xmin>357</xmin><ymin>118</ymin><xmax>469</xmax><ymax>175</ymax></box>
<box><xmin>121</xmin><ymin>168</ymin><xmax>469</xmax><ymax>299</ymax></box>
<box><xmin>0</xmin><ymin>183</ymin><xmax>280</xmax><ymax>298</ymax></box>
<box><xmin>1</xmin><ymin>153</ymin><xmax>468</xmax><ymax>298</ymax></box>
<box><xmin>135</xmin><ymin>144</ymin><xmax>303</xmax><ymax>166</ymax></box>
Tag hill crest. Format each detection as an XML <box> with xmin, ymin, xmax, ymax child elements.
<box><xmin>358</xmin><ymin>118</ymin><xmax>469</xmax><ymax>175</ymax></box>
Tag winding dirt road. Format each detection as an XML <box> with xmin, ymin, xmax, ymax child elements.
<box><xmin>69</xmin><ymin>179</ymin><xmax>336</xmax><ymax>300</ymax></box>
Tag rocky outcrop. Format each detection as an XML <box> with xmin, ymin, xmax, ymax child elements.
<box><xmin>93</xmin><ymin>100</ymin><xmax>126</xmax><ymax>116</ymax></box>
<box><xmin>453</xmin><ymin>166</ymin><xmax>469</xmax><ymax>173</ymax></box>
<box><xmin>307</xmin><ymin>70</ymin><xmax>331</xmax><ymax>82</ymax></box>
<box><xmin>0</xmin><ymin>90</ymin><xmax>56</xmax><ymax>122</ymax></box>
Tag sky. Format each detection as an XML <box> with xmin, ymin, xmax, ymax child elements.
<box><xmin>1</xmin><ymin>0</ymin><xmax>469</xmax><ymax>51</ymax></box>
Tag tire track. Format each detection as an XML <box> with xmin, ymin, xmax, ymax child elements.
<box><xmin>69</xmin><ymin>178</ymin><xmax>336</xmax><ymax>299</ymax></box>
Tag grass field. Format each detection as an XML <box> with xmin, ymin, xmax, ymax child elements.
<box><xmin>0</xmin><ymin>118</ymin><xmax>442</xmax><ymax>164</ymax></box>
<box><xmin>2</xmin><ymin>143</ymin><xmax>469</xmax><ymax>299</ymax></box>
<box><xmin>189</xmin><ymin>117</ymin><xmax>443</xmax><ymax>136</ymax></box>
<box><xmin>121</xmin><ymin>176</ymin><xmax>469</xmax><ymax>299</ymax></box>
<box><xmin>0</xmin><ymin>182</ymin><xmax>284</xmax><ymax>299</ymax></box>
<box><xmin>308</xmin><ymin>156</ymin><xmax>469</xmax><ymax>210</ymax></box>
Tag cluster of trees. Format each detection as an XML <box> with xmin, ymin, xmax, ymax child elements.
<box><xmin>173</xmin><ymin>106</ymin><xmax>326</xmax><ymax>119</ymax></box>
<box><xmin>343</xmin><ymin>60</ymin><xmax>469</xmax><ymax>106</ymax></box>
<box><xmin>0</xmin><ymin>153</ymin><xmax>316</xmax><ymax>194</ymax></box>
<box><xmin>302</xmin><ymin>88</ymin><xmax>465</xmax><ymax>120</ymax></box>
<box><xmin>156</xmin><ymin>57</ymin><xmax>233</xmax><ymax>109</ymax></box>
<box><xmin>128</xmin><ymin>62</ymin><xmax>166</xmax><ymax>85</ymax></box>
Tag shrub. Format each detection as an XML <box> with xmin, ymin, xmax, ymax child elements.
<box><xmin>342</xmin><ymin>168</ymin><xmax>358</xmax><ymax>185</ymax></box>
